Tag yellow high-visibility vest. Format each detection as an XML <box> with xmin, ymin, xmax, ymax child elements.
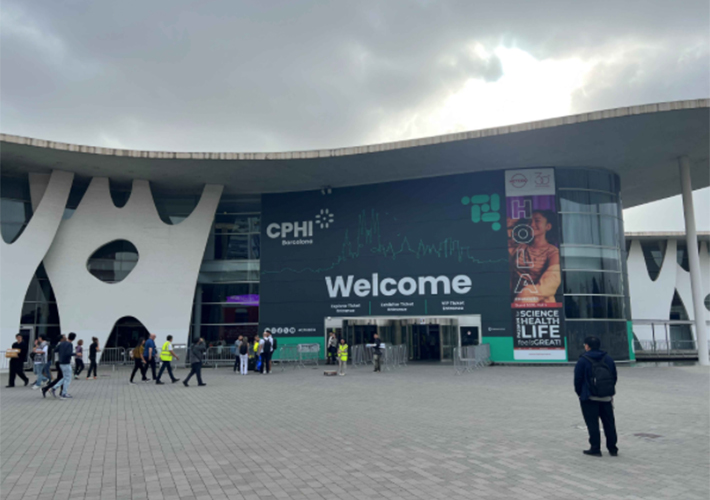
<box><xmin>338</xmin><ymin>344</ymin><xmax>348</xmax><ymax>362</ymax></box>
<box><xmin>160</xmin><ymin>341</ymin><xmax>173</xmax><ymax>361</ymax></box>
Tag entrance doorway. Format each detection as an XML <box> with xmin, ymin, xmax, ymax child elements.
<box><xmin>332</xmin><ymin>316</ymin><xmax>480</xmax><ymax>362</ymax></box>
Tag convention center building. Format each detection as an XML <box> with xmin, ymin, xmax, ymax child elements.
<box><xmin>1</xmin><ymin>99</ymin><xmax>708</xmax><ymax>364</ymax></box>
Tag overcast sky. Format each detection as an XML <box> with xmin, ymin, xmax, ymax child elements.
<box><xmin>1</xmin><ymin>1</ymin><xmax>708</xmax><ymax>229</ymax></box>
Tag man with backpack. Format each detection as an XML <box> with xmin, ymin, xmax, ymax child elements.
<box><xmin>260</xmin><ymin>330</ymin><xmax>272</xmax><ymax>374</ymax></box>
<box><xmin>574</xmin><ymin>336</ymin><xmax>618</xmax><ymax>457</ymax></box>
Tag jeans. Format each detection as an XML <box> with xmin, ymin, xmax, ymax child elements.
<box><xmin>580</xmin><ymin>400</ymin><xmax>618</xmax><ymax>452</ymax></box>
<box><xmin>74</xmin><ymin>359</ymin><xmax>84</xmax><ymax>376</ymax></box>
<box><xmin>59</xmin><ymin>364</ymin><xmax>72</xmax><ymax>395</ymax></box>
<box><xmin>130</xmin><ymin>358</ymin><xmax>147</xmax><ymax>382</ymax></box>
<box><xmin>87</xmin><ymin>359</ymin><xmax>97</xmax><ymax>378</ymax></box>
<box><xmin>373</xmin><ymin>353</ymin><xmax>381</xmax><ymax>372</ymax></box>
<box><xmin>261</xmin><ymin>352</ymin><xmax>271</xmax><ymax>373</ymax></box>
<box><xmin>338</xmin><ymin>359</ymin><xmax>347</xmax><ymax>375</ymax></box>
<box><xmin>184</xmin><ymin>362</ymin><xmax>203</xmax><ymax>385</ymax></box>
<box><xmin>157</xmin><ymin>360</ymin><xmax>176</xmax><ymax>382</ymax></box>
<box><xmin>45</xmin><ymin>362</ymin><xmax>63</xmax><ymax>390</ymax></box>
<box><xmin>34</xmin><ymin>364</ymin><xmax>48</xmax><ymax>386</ymax></box>
<box><xmin>144</xmin><ymin>357</ymin><xmax>157</xmax><ymax>379</ymax></box>
<box><xmin>42</xmin><ymin>362</ymin><xmax>51</xmax><ymax>380</ymax></box>
<box><xmin>239</xmin><ymin>354</ymin><xmax>249</xmax><ymax>374</ymax></box>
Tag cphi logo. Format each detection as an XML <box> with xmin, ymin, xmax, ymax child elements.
<box><xmin>509</xmin><ymin>174</ymin><xmax>528</xmax><ymax>189</ymax></box>
<box><xmin>315</xmin><ymin>209</ymin><xmax>335</xmax><ymax>229</ymax></box>
<box><xmin>266</xmin><ymin>209</ymin><xmax>335</xmax><ymax>241</ymax></box>
<box><xmin>461</xmin><ymin>194</ymin><xmax>502</xmax><ymax>231</ymax></box>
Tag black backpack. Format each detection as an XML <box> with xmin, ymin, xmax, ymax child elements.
<box><xmin>584</xmin><ymin>355</ymin><xmax>616</xmax><ymax>397</ymax></box>
<box><xmin>239</xmin><ymin>343</ymin><xmax>248</xmax><ymax>355</ymax></box>
<box><xmin>271</xmin><ymin>337</ymin><xmax>277</xmax><ymax>350</ymax></box>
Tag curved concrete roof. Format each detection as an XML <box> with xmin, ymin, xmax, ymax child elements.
<box><xmin>1</xmin><ymin>99</ymin><xmax>708</xmax><ymax>208</ymax></box>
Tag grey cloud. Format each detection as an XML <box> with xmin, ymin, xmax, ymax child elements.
<box><xmin>1</xmin><ymin>0</ymin><xmax>708</xmax><ymax>152</ymax></box>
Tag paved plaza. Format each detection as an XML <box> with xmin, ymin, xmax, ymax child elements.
<box><xmin>1</xmin><ymin>362</ymin><xmax>709</xmax><ymax>500</ymax></box>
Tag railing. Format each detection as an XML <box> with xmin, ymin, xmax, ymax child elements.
<box><xmin>453</xmin><ymin>344</ymin><xmax>491</xmax><ymax>374</ymax></box>
<box><xmin>635</xmin><ymin>340</ymin><xmax>709</xmax><ymax>357</ymax></box>
<box><xmin>278</xmin><ymin>344</ymin><xmax>320</xmax><ymax>369</ymax></box>
<box><xmin>350</xmin><ymin>344</ymin><xmax>407</xmax><ymax>371</ymax></box>
<box><xmin>203</xmin><ymin>347</ymin><xmax>236</xmax><ymax>367</ymax></box>
<box><xmin>99</xmin><ymin>347</ymin><xmax>128</xmax><ymax>365</ymax></box>
<box><xmin>0</xmin><ymin>352</ymin><xmax>9</xmax><ymax>371</ymax></box>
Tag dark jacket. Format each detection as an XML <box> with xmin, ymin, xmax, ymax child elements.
<box><xmin>191</xmin><ymin>343</ymin><xmax>206</xmax><ymax>364</ymax></box>
<box><xmin>57</xmin><ymin>341</ymin><xmax>74</xmax><ymax>365</ymax></box>
<box><xmin>574</xmin><ymin>349</ymin><xmax>617</xmax><ymax>401</ymax></box>
<box><xmin>11</xmin><ymin>341</ymin><xmax>28</xmax><ymax>364</ymax></box>
<box><xmin>372</xmin><ymin>339</ymin><xmax>382</xmax><ymax>355</ymax></box>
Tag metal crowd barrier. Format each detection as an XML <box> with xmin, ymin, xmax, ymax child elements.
<box><xmin>0</xmin><ymin>352</ymin><xmax>9</xmax><ymax>371</ymax></box>
<box><xmin>203</xmin><ymin>346</ymin><xmax>236</xmax><ymax>367</ymax></box>
<box><xmin>100</xmin><ymin>347</ymin><xmax>128</xmax><ymax>365</ymax></box>
<box><xmin>350</xmin><ymin>344</ymin><xmax>406</xmax><ymax>371</ymax></box>
<box><xmin>277</xmin><ymin>344</ymin><xmax>320</xmax><ymax>369</ymax></box>
<box><xmin>454</xmin><ymin>344</ymin><xmax>491</xmax><ymax>374</ymax></box>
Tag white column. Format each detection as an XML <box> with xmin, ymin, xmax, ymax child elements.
<box><xmin>678</xmin><ymin>156</ymin><xmax>709</xmax><ymax>366</ymax></box>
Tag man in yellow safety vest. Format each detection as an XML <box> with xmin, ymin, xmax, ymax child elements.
<box><xmin>156</xmin><ymin>335</ymin><xmax>180</xmax><ymax>385</ymax></box>
<box><xmin>337</xmin><ymin>338</ymin><xmax>348</xmax><ymax>377</ymax></box>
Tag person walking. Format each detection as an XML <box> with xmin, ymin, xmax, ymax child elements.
<box><xmin>184</xmin><ymin>338</ymin><xmax>207</xmax><ymax>387</ymax></box>
<box><xmin>32</xmin><ymin>336</ymin><xmax>49</xmax><ymax>389</ymax></box>
<box><xmin>86</xmin><ymin>337</ymin><xmax>100</xmax><ymax>379</ymax></box>
<box><xmin>129</xmin><ymin>339</ymin><xmax>148</xmax><ymax>384</ymax></box>
<box><xmin>6</xmin><ymin>333</ymin><xmax>29</xmax><ymax>388</ymax></box>
<box><xmin>574</xmin><ymin>336</ymin><xmax>619</xmax><ymax>457</ymax></box>
<box><xmin>156</xmin><ymin>335</ymin><xmax>180</xmax><ymax>384</ymax></box>
<box><xmin>327</xmin><ymin>332</ymin><xmax>337</xmax><ymax>365</ymax></box>
<box><xmin>233</xmin><ymin>336</ymin><xmax>244</xmax><ymax>372</ymax></box>
<box><xmin>371</xmin><ymin>333</ymin><xmax>383</xmax><ymax>373</ymax></box>
<box><xmin>238</xmin><ymin>337</ymin><xmax>249</xmax><ymax>375</ymax></box>
<box><xmin>57</xmin><ymin>333</ymin><xmax>76</xmax><ymax>399</ymax></box>
<box><xmin>337</xmin><ymin>338</ymin><xmax>348</xmax><ymax>376</ymax></box>
<box><xmin>144</xmin><ymin>334</ymin><xmax>157</xmax><ymax>381</ymax></box>
<box><xmin>260</xmin><ymin>330</ymin><xmax>272</xmax><ymax>374</ymax></box>
<box><xmin>42</xmin><ymin>335</ymin><xmax>65</xmax><ymax>398</ymax></box>
<box><xmin>74</xmin><ymin>339</ymin><xmax>85</xmax><ymax>379</ymax></box>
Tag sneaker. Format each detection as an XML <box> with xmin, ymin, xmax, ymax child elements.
<box><xmin>156</xmin><ymin>381</ymin><xmax>164</xmax><ymax>385</ymax></box>
<box><xmin>171</xmin><ymin>378</ymin><xmax>180</xmax><ymax>384</ymax></box>
<box><xmin>198</xmin><ymin>383</ymin><xmax>207</xmax><ymax>387</ymax></box>
<box><xmin>41</xmin><ymin>387</ymin><xmax>48</xmax><ymax>398</ymax></box>
<box><xmin>74</xmin><ymin>375</ymin><xmax>79</xmax><ymax>380</ymax></box>
<box><xmin>129</xmin><ymin>381</ymin><xmax>135</xmax><ymax>385</ymax></box>
<box><xmin>50</xmin><ymin>388</ymin><xmax>57</xmax><ymax>398</ymax></box>
<box><xmin>24</xmin><ymin>379</ymin><xmax>29</xmax><ymax>386</ymax></box>
<box><xmin>142</xmin><ymin>379</ymin><xmax>150</xmax><ymax>383</ymax></box>
<box><xmin>32</xmin><ymin>385</ymin><xmax>40</xmax><ymax>390</ymax></box>
<box><xmin>60</xmin><ymin>394</ymin><xmax>73</xmax><ymax>399</ymax></box>
<box><xmin>183</xmin><ymin>381</ymin><xmax>189</xmax><ymax>387</ymax></box>
<box><xmin>609</xmin><ymin>450</ymin><xmax>619</xmax><ymax>457</ymax></box>
<box><xmin>583</xmin><ymin>450</ymin><xmax>602</xmax><ymax>457</ymax></box>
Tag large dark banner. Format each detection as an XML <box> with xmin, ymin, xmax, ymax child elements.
<box><xmin>259</xmin><ymin>171</ymin><xmax>513</xmax><ymax>339</ymax></box>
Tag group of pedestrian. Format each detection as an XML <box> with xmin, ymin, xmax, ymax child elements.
<box><xmin>231</xmin><ymin>330</ymin><xmax>278</xmax><ymax>375</ymax></box>
<box><xmin>128</xmin><ymin>333</ymin><xmax>182</xmax><ymax>385</ymax></box>
<box><xmin>5</xmin><ymin>333</ymin><xmax>101</xmax><ymax>400</ymax></box>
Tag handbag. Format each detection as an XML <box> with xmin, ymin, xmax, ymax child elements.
<box><xmin>5</xmin><ymin>349</ymin><xmax>20</xmax><ymax>359</ymax></box>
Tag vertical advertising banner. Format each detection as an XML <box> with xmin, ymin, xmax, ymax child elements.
<box><xmin>505</xmin><ymin>169</ymin><xmax>566</xmax><ymax>361</ymax></box>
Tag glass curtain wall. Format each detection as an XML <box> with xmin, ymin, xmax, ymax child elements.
<box><xmin>192</xmin><ymin>197</ymin><xmax>261</xmax><ymax>347</ymax></box>
<box><xmin>557</xmin><ymin>168</ymin><xmax>630</xmax><ymax>360</ymax></box>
